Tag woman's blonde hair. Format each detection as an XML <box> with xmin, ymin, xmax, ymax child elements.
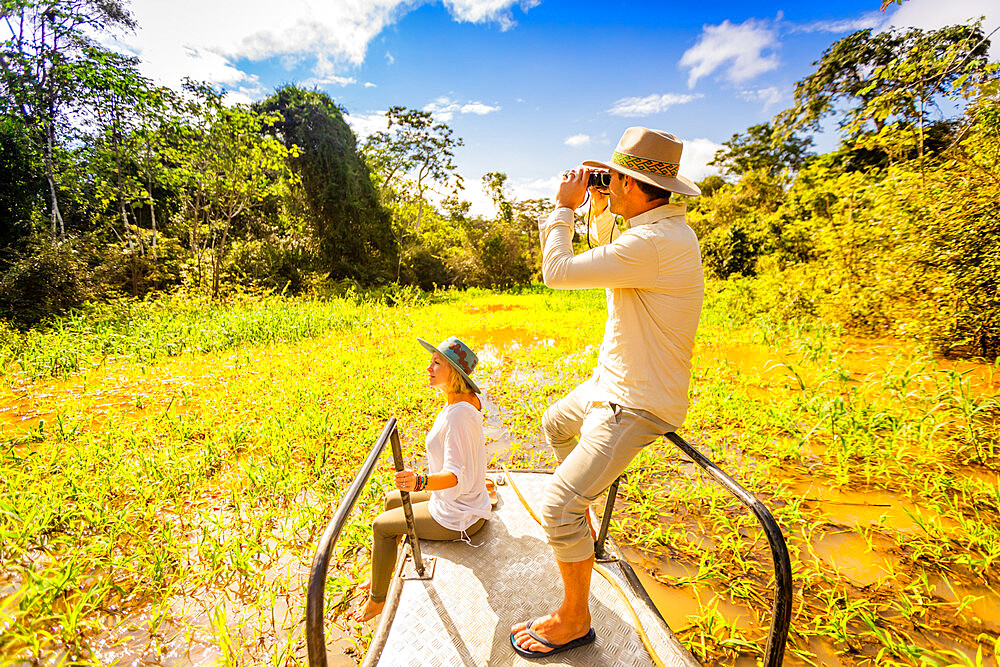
<box><xmin>444</xmin><ymin>364</ymin><xmax>474</xmax><ymax>395</ymax></box>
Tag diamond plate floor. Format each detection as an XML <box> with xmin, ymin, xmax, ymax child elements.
<box><xmin>367</xmin><ymin>471</ymin><xmax>698</xmax><ymax>666</ymax></box>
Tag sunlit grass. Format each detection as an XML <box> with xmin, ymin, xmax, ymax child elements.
<box><xmin>1</xmin><ymin>284</ymin><xmax>997</xmax><ymax>665</ymax></box>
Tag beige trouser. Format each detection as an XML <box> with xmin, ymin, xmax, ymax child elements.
<box><xmin>540</xmin><ymin>379</ymin><xmax>675</xmax><ymax>562</ymax></box>
<box><xmin>370</xmin><ymin>490</ymin><xmax>486</xmax><ymax>602</ymax></box>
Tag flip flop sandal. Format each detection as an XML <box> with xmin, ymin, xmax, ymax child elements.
<box><xmin>509</xmin><ymin>619</ymin><xmax>597</xmax><ymax>659</ymax></box>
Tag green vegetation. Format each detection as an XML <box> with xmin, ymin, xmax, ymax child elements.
<box><xmin>2</xmin><ymin>4</ymin><xmax>998</xmax><ymax>663</ymax></box>
<box><xmin>692</xmin><ymin>21</ymin><xmax>999</xmax><ymax>359</ymax></box>
<box><xmin>3</xmin><ymin>1</ymin><xmax>996</xmax><ymax>365</ymax></box>
<box><xmin>0</xmin><ymin>0</ymin><xmax>544</xmax><ymax>330</ymax></box>
<box><xmin>1</xmin><ymin>290</ymin><xmax>996</xmax><ymax>665</ymax></box>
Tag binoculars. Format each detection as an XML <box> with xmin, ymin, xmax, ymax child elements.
<box><xmin>562</xmin><ymin>170</ymin><xmax>612</xmax><ymax>191</ymax></box>
<box><xmin>588</xmin><ymin>171</ymin><xmax>612</xmax><ymax>190</ymax></box>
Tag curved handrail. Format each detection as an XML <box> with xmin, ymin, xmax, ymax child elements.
<box><xmin>305</xmin><ymin>418</ymin><xmax>422</xmax><ymax>667</ymax></box>
<box><xmin>594</xmin><ymin>432</ymin><xmax>792</xmax><ymax>666</ymax></box>
<box><xmin>664</xmin><ymin>432</ymin><xmax>792</xmax><ymax>667</ymax></box>
<box><xmin>308</xmin><ymin>423</ymin><xmax>791</xmax><ymax>666</ymax></box>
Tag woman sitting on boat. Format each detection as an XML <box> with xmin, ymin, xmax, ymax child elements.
<box><xmin>354</xmin><ymin>336</ymin><xmax>492</xmax><ymax>622</ymax></box>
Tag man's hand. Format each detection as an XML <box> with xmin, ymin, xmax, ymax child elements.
<box><xmin>556</xmin><ymin>168</ymin><xmax>588</xmax><ymax>210</ymax></box>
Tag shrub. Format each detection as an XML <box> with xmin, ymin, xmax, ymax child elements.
<box><xmin>0</xmin><ymin>239</ymin><xmax>97</xmax><ymax>328</ymax></box>
<box><xmin>224</xmin><ymin>235</ymin><xmax>317</xmax><ymax>294</ymax></box>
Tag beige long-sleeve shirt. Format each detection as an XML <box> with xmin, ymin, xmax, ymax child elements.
<box><xmin>539</xmin><ymin>202</ymin><xmax>704</xmax><ymax>427</ymax></box>
<box><xmin>587</xmin><ymin>202</ymin><xmax>621</xmax><ymax>246</ymax></box>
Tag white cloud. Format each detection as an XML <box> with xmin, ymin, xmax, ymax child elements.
<box><xmin>118</xmin><ymin>0</ymin><xmax>534</xmax><ymax>93</ymax></box>
<box><xmin>223</xmin><ymin>90</ymin><xmax>256</xmax><ymax>106</ymax></box>
<box><xmin>792</xmin><ymin>14</ymin><xmax>883</xmax><ymax>33</ymax></box>
<box><xmin>463</xmin><ymin>181</ymin><xmax>499</xmax><ymax>217</ymax></box>
<box><xmin>739</xmin><ymin>86</ymin><xmax>784</xmax><ymax>110</ymax></box>
<box><xmin>508</xmin><ymin>175</ymin><xmax>560</xmax><ymax>205</ymax></box>
<box><xmin>301</xmin><ymin>60</ymin><xmax>357</xmax><ymax>88</ymax></box>
<box><xmin>385</xmin><ymin>51</ymin><xmax>396</xmax><ymax>65</ymax></box>
<box><xmin>564</xmin><ymin>134</ymin><xmax>591</xmax><ymax>147</ymax></box>
<box><xmin>885</xmin><ymin>0</ymin><xmax>999</xmax><ymax>60</ymax></box>
<box><xmin>608</xmin><ymin>93</ymin><xmax>703</xmax><ymax>117</ymax></box>
<box><xmin>301</xmin><ymin>75</ymin><xmax>357</xmax><ymax>87</ymax></box>
<box><xmin>364</xmin><ymin>82</ymin><xmax>378</xmax><ymax>88</ymax></box>
<box><xmin>460</xmin><ymin>102</ymin><xmax>502</xmax><ymax>115</ymax></box>
<box><xmin>680</xmin><ymin>19</ymin><xmax>780</xmax><ymax>87</ymax></box>
<box><xmin>344</xmin><ymin>111</ymin><xmax>389</xmax><ymax>142</ymax></box>
<box><xmin>444</xmin><ymin>0</ymin><xmax>540</xmax><ymax>30</ymax></box>
<box><xmin>424</xmin><ymin>96</ymin><xmax>501</xmax><ymax>122</ymax></box>
<box><xmin>679</xmin><ymin>138</ymin><xmax>724</xmax><ymax>182</ymax></box>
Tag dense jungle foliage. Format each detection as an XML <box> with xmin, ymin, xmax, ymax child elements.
<box><xmin>0</xmin><ymin>0</ymin><xmax>997</xmax><ymax>358</ymax></box>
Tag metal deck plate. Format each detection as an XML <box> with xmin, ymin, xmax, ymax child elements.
<box><xmin>370</xmin><ymin>471</ymin><xmax>698</xmax><ymax>666</ymax></box>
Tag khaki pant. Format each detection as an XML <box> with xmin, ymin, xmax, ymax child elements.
<box><xmin>370</xmin><ymin>490</ymin><xmax>486</xmax><ymax>602</ymax></box>
<box><xmin>540</xmin><ymin>379</ymin><xmax>675</xmax><ymax>562</ymax></box>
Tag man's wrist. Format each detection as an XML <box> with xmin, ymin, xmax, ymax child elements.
<box><xmin>538</xmin><ymin>208</ymin><xmax>573</xmax><ymax>238</ymax></box>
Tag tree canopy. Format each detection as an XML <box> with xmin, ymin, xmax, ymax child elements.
<box><xmin>260</xmin><ymin>86</ymin><xmax>396</xmax><ymax>284</ymax></box>
<box><xmin>709</xmin><ymin>122</ymin><xmax>814</xmax><ymax>178</ymax></box>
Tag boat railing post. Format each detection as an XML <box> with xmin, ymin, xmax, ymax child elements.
<box><xmin>665</xmin><ymin>432</ymin><xmax>792</xmax><ymax>667</ymax></box>
<box><xmin>306</xmin><ymin>418</ymin><xmax>398</xmax><ymax>667</ymax></box>
<box><xmin>595</xmin><ymin>474</ymin><xmax>623</xmax><ymax>559</ymax></box>
<box><xmin>389</xmin><ymin>424</ymin><xmax>425</xmax><ymax>575</ymax></box>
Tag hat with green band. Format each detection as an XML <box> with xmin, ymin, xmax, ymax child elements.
<box><xmin>583</xmin><ymin>126</ymin><xmax>701</xmax><ymax>197</ymax></box>
<box><xmin>417</xmin><ymin>336</ymin><xmax>481</xmax><ymax>394</ymax></box>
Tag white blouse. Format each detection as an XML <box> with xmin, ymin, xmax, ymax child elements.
<box><xmin>426</xmin><ymin>401</ymin><xmax>491</xmax><ymax>532</ymax></box>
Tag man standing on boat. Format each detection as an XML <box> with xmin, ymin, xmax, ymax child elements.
<box><xmin>511</xmin><ymin>127</ymin><xmax>704</xmax><ymax>658</ymax></box>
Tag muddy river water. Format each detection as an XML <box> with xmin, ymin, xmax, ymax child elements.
<box><xmin>2</xmin><ymin>323</ymin><xmax>997</xmax><ymax>665</ymax></box>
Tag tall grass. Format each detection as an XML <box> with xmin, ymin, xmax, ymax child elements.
<box><xmin>0</xmin><ymin>293</ymin><xmax>389</xmax><ymax>381</ymax></box>
<box><xmin>1</xmin><ymin>284</ymin><xmax>997</xmax><ymax>665</ymax></box>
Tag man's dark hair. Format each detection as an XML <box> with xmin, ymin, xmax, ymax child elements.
<box><xmin>633</xmin><ymin>177</ymin><xmax>672</xmax><ymax>202</ymax></box>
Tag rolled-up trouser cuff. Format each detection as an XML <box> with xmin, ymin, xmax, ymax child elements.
<box><xmin>540</xmin><ymin>390</ymin><xmax>674</xmax><ymax>562</ymax></box>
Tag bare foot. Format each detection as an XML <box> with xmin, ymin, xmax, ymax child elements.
<box><xmin>510</xmin><ymin>613</ymin><xmax>592</xmax><ymax>655</ymax></box>
<box><xmin>352</xmin><ymin>598</ymin><xmax>384</xmax><ymax>623</ymax></box>
<box><xmin>357</xmin><ymin>579</ymin><xmax>371</xmax><ymax>592</ymax></box>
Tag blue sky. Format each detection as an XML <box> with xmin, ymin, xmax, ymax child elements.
<box><xmin>117</xmin><ymin>0</ymin><xmax>998</xmax><ymax>214</ymax></box>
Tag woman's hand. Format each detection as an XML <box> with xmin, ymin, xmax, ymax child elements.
<box><xmin>395</xmin><ymin>469</ymin><xmax>417</xmax><ymax>492</ymax></box>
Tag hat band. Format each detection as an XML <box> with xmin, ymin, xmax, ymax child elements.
<box><xmin>447</xmin><ymin>342</ymin><xmax>473</xmax><ymax>374</ymax></box>
<box><xmin>612</xmin><ymin>151</ymin><xmax>679</xmax><ymax>178</ymax></box>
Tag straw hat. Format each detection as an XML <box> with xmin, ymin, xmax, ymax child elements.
<box><xmin>417</xmin><ymin>336</ymin><xmax>481</xmax><ymax>394</ymax></box>
<box><xmin>583</xmin><ymin>127</ymin><xmax>701</xmax><ymax>197</ymax></box>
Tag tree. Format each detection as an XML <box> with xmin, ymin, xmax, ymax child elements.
<box><xmin>0</xmin><ymin>0</ymin><xmax>135</xmax><ymax>241</ymax></box>
<box><xmin>474</xmin><ymin>171</ymin><xmax>534</xmax><ymax>289</ymax></box>
<box><xmin>162</xmin><ymin>81</ymin><xmax>293</xmax><ymax>297</ymax></box>
<box><xmin>363</xmin><ymin>106</ymin><xmax>463</xmax><ymax>255</ymax></box>
<box><xmin>82</xmin><ymin>47</ymin><xmax>159</xmax><ymax>275</ymax></box>
<box><xmin>482</xmin><ymin>171</ymin><xmax>513</xmax><ymax>225</ymax></box>
<box><xmin>259</xmin><ymin>86</ymin><xmax>395</xmax><ymax>283</ymax></box>
<box><xmin>709</xmin><ymin>122</ymin><xmax>813</xmax><ymax>178</ymax></box>
<box><xmin>512</xmin><ymin>196</ymin><xmax>550</xmax><ymax>278</ymax></box>
<box><xmin>0</xmin><ymin>114</ymin><xmax>42</xmax><ymax>260</ymax></box>
<box><xmin>696</xmin><ymin>175</ymin><xmax>728</xmax><ymax>198</ymax></box>
<box><xmin>777</xmin><ymin>22</ymin><xmax>993</xmax><ymax>150</ymax></box>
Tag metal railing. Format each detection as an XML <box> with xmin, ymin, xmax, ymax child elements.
<box><xmin>595</xmin><ymin>432</ymin><xmax>793</xmax><ymax>667</ymax></box>
<box><xmin>307</xmin><ymin>421</ymin><xmax>791</xmax><ymax>667</ymax></box>
<box><xmin>305</xmin><ymin>418</ymin><xmax>424</xmax><ymax>667</ymax></box>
